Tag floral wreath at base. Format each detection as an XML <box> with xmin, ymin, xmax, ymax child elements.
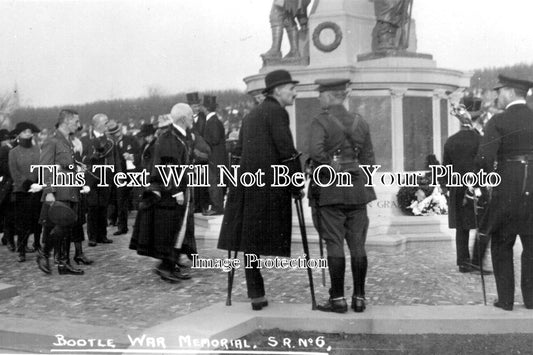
<box><xmin>396</xmin><ymin>178</ymin><xmax>448</xmax><ymax>216</ymax></box>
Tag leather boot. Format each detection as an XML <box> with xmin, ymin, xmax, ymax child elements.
<box><xmin>283</xmin><ymin>27</ymin><xmax>300</xmax><ymax>59</ymax></box>
<box><xmin>261</xmin><ymin>26</ymin><xmax>283</xmax><ymax>58</ymax></box>
<box><xmin>17</xmin><ymin>232</ymin><xmax>29</xmax><ymax>262</ymax></box>
<box><xmin>73</xmin><ymin>242</ymin><xmax>93</xmax><ymax>265</ymax></box>
<box><xmin>36</xmin><ymin>231</ymin><xmax>55</xmax><ymax>274</ymax></box>
<box><xmin>317</xmin><ymin>257</ymin><xmax>347</xmax><ymax>313</ymax></box>
<box><xmin>351</xmin><ymin>256</ymin><xmax>368</xmax><ymax>312</ymax></box>
<box><xmin>57</xmin><ymin>235</ymin><xmax>84</xmax><ymax>275</ymax></box>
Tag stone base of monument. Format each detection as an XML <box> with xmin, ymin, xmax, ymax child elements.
<box><xmin>357</xmin><ymin>50</ymin><xmax>433</xmax><ymax>61</ymax></box>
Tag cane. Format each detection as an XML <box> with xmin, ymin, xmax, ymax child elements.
<box><xmin>314</xmin><ymin>207</ymin><xmax>327</xmax><ymax>287</ymax></box>
<box><xmin>226</xmin><ymin>249</ymin><xmax>238</xmax><ymax>306</ymax></box>
<box><xmin>295</xmin><ymin>197</ymin><xmax>317</xmax><ymax>310</ymax></box>
<box><xmin>471</xmin><ymin>189</ymin><xmax>487</xmax><ymax>305</ymax></box>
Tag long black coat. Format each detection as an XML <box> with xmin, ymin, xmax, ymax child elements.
<box><xmin>204</xmin><ymin>113</ymin><xmax>227</xmax><ymax>167</ymax></box>
<box><xmin>217</xmin><ymin>97</ymin><xmax>301</xmax><ymax>257</ymax></box>
<box><xmin>442</xmin><ymin>129</ymin><xmax>480</xmax><ymax>229</ymax></box>
<box><xmin>130</xmin><ymin>126</ymin><xmax>188</xmax><ymax>260</ymax></box>
<box><xmin>476</xmin><ymin>103</ymin><xmax>533</xmax><ymax>235</ymax></box>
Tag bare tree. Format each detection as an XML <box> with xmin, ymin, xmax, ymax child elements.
<box><xmin>0</xmin><ymin>87</ymin><xmax>19</xmax><ymax>129</ymax></box>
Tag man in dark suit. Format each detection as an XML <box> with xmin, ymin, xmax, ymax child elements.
<box><xmin>187</xmin><ymin>92</ymin><xmax>209</xmax><ymax>213</ymax></box>
<box><xmin>477</xmin><ymin>74</ymin><xmax>533</xmax><ymax>311</ymax></box>
<box><xmin>108</xmin><ymin>120</ymin><xmax>140</xmax><ymax>235</ymax></box>
<box><xmin>218</xmin><ymin>69</ymin><xmax>302</xmax><ymax>310</ymax></box>
<box><xmin>308</xmin><ymin>79</ymin><xmax>376</xmax><ymax>313</ymax></box>
<box><xmin>442</xmin><ymin>97</ymin><xmax>491</xmax><ymax>274</ymax></box>
<box><xmin>202</xmin><ymin>95</ymin><xmax>226</xmax><ymax>216</ymax></box>
<box><xmin>81</xmin><ymin>113</ymin><xmax>114</xmax><ymax>246</ymax></box>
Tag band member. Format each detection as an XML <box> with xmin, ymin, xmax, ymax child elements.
<box><xmin>477</xmin><ymin>74</ymin><xmax>533</xmax><ymax>311</ymax></box>
<box><xmin>82</xmin><ymin>114</ymin><xmax>114</xmax><ymax>246</ymax></box>
<box><xmin>8</xmin><ymin>122</ymin><xmax>41</xmax><ymax>262</ymax></box>
<box><xmin>442</xmin><ymin>97</ymin><xmax>491</xmax><ymax>274</ymax></box>
<box><xmin>308</xmin><ymin>79</ymin><xmax>376</xmax><ymax>313</ymax></box>
<box><xmin>36</xmin><ymin>109</ymin><xmax>85</xmax><ymax>275</ymax></box>
<box><xmin>218</xmin><ymin>69</ymin><xmax>302</xmax><ymax>310</ymax></box>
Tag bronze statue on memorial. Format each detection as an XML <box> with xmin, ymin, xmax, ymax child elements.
<box><xmin>372</xmin><ymin>0</ymin><xmax>413</xmax><ymax>52</ymax></box>
<box><xmin>261</xmin><ymin>0</ymin><xmax>311</xmax><ymax>65</ymax></box>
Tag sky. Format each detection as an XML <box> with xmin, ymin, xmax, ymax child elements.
<box><xmin>0</xmin><ymin>0</ymin><xmax>532</xmax><ymax>107</ymax></box>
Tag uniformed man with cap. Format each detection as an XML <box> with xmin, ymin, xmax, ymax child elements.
<box><xmin>308</xmin><ymin>78</ymin><xmax>376</xmax><ymax>313</ymax></box>
<box><xmin>476</xmin><ymin>74</ymin><xmax>533</xmax><ymax>311</ymax></box>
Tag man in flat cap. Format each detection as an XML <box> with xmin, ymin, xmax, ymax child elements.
<box><xmin>476</xmin><ymin>74</ymin><xmax>533</xmax><ymax>311</ymax></box>
<box><xmin>218</xmin><ymin>69</ymin><xmax>302</xmax><ymax>310</ymax></box>
<box><xmin>308</xmin><ymin>78</ymin><xmax>376</xmax><ymax>313</ymax></box>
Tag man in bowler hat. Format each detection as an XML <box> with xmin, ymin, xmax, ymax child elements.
<box><xmin>218</xmin><ymin>69</ymin><xmax>302</xmax><ymax>310</ymax></box>
<box><xmin>477</xmin><ymin>74</ymin><xmax>533</xmax><ymax>311</ymax></box>
<box><xmin>308</xmin><ymin>79</ymin><xmax>376</xmax><ymax>313</ymax></box>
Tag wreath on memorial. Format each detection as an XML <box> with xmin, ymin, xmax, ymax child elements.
<box><xmin>396</xmin><ymin>155</ymin><xmax>448</xmax><ymax>216</ymax></box>
<box><xmin>312</xmin><ymin>22</ymin><xmax>343</xmax><ymax>53</ymax></box>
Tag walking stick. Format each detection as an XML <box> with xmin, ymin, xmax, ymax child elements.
<box><xmin>226</xmin><ymin>249</ymin><xmax>238</xmax><ymax>306</ymax></box>
<box><xmin>472</xmin><ymin>189</ymin><xmax>487</xmax><ymax>305</ymax></box>
<box><xmin>295</xmin><ymin>196</ymin><xmax>317</xmax><ymax>310</ymax></box>
<box><xmin>314</xmin><ymin>207</ymin><xmax>327</xmax><ymax>287</ymax></box>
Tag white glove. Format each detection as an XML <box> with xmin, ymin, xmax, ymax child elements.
<box><xmin>172</xmin><ymin>192</ymin><xmax>184</xmax><ymax>205</ymax></box>
<box><xmin>81</xmin><ymin>186</ymin><xmax>91</xmax><ymax>194</ymax></box>
<box><xmin>29</xmin><ymin>183</ymin><xmax>43</xmax><ymax>193</ymax></box>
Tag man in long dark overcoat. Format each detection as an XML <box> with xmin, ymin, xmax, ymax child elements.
<box><xmin>218</xmin><ymin>69</ymin><xmax>302</xmax><ymax>310</ymax></box>
<box><xmin>130</xmin><ymin>103</ymin><xmax>193</xmax><ymax>283</ymax></box>
<box><xmin>477</xmin><ymin>74</ymin><xmax>533</xmax><ymax>311</ymax></box>
<box><xmin>442</xmin><ymin>98</ymin><xmax>490</xmax><ymax>274</ymax></box>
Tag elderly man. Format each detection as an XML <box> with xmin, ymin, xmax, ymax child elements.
<box><xmin>476</xmin><ymin>74</ymin><xmax>533</xmax><ymax>311</ymax></box>
<box><xmin>218</xmin><ymin>69</ymin><xmax>302</xmax><ymax>310</ymax></box>
<box><xmin>81</xmin><ymin>113</ymin><xmax>114</xmax><ymax>247</ymax></box>
<box><xmin>130</xmin><ymin>103</ymin><xmax>194</xmax><ymax>283</ymax></box>
<box><xmin>309</xmin><ymin>79</ymin><xmax>376</xmax><ymax>313</ymax></box>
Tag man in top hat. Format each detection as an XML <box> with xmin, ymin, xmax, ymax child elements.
<box><xmin>476</xmin><ymin>74</ymin><xmax>533</xmax><ymax>311</ymax></box>
<box><xmin>202</xmin><ymin>95</ymin><xmax>226</xmax><ymax>216</ymax></box>
<box><xmin>307</xmin><ymin>79</ymin><xmax>376</xmax><ymax>313</ymax></box>
<box><xmin>8</xmin><ymin>122</ymin><xmax>42</xmax><ymax>262</ymax></box>
<box><xmin>218</xmin><ymin>69</ymin><xmax>302</xmax><ymax>310</ymax></box>
<box><xmin>37</xmin><ymin>109</ymin><xmax>85</xmax><ymax>275</ymax></box>
<box><xmin>82</xmin><ymin>113</ymin><xmax>115</xmax><ymax>247</ymax></box>
<box><xmin>442</xmin><ymin>97</ymin><xmax>492</xmax><ymax>275</ymax></box>
<box><xmin>187</xmin><ymin>92</ymin><xmax>206</xmax><ymax>137</ymax></box>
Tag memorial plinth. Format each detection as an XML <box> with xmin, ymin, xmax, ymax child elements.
<box><xmin>239</xmin><ymin>0</ymin><xmax>471</xmax><ymax>243</ymax></box>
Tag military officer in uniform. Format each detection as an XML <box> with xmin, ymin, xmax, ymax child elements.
<box><xmin>308</xmin><ymin>79</ymin><xmax>376</xmax><ymax>313</ymax></box>
<box><xmin>477</xmin><ymin>74</ymin><xmax>533</xmax><ymax>311</ymax></box>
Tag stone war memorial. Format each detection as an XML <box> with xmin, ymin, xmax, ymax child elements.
<box><xmin>239</xmin><ymin>0</ymin><xmax>471</xmax><ymax>246</ymax></box>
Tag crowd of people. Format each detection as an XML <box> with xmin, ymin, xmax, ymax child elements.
<box><xmin>0</xmin><ymin>69</ymin><xmax>532</xmax><ymax>314</ymax></box>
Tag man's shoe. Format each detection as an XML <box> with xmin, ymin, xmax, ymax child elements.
<box><xmin>17</xmin><ymin>255</ymin><xmax>26</xmax><ymax>262</ymax></box>
<box><xmin>100</xmin><ymin>237</ymin><xmax>113</xmax><ymax>244</ymax></box>
<box><xmin>7</xmin><ymin>242</ymin><xmax>15</xmax><ymax>252</ymax></box>
<box><xmin>468</xmin><ymin>263</ymin><xmax>493</xmax><ymax>275</ymax></box>
<box><xmin>57</xmin><ymin>263</ymin><xmax>84</xmax><ymax>275</ymax></box>
<box><xmin>493</xmin><ymin>300</ymin><xmax>513</xmax><ymax>311</ymax></box>
<box><xmin>25</xmin><ymin>246</ymin><xmax>36</xmax><ymax>253</ymax></box>
<box><xmin>88</xmin><ymin>241</ymin><xmax>97</xmax><ymax>247</ymax></box>
<box><xmin>1</xmin><ymin>236</ymin><xmax>7</xmax><ymax>245</ymax></box>
<box><xmin>177</xmin><ymin>254</ymin><xmax>192</xmax><ymax>268</ymax></box>
<box><xmin>36</xmin><ymin>254</ymin><xmax>51</xmax><ymax>274</ymax></box>
<box><xmin>525</xmin><ymin>304</ymin><xmax>533</xmax><ymax>310</ymax></box>
<box><xmin>113</xmin><ymin>229</ymin><xmax>128</xmax><ymax>236</ymax></box>
<box><xmin>173</xmin><ymin>267</ymin><xmax>192</xmax><ymax>280</ymax></box>
<box><xmin>352</xmin><ymin>296</ymin><xmax>366</xmax><ymax>313</ymax></box>
<box><xmin>459</xmin><ymin>264</ymin><xmax>475</xmax><ymax>273</ymax></box>
<box><xmin>317</xmin><ymin>298</ymin><xmax>348</xmax><ymax>313</ymax></box>
<box><xmin>251</xmin><ymin>299</ymin><xmax>269</xmax><ymax>311</ymax></box>
<box><xmin>153</xmin><ymin>268</ymin><xmax>181</xmax><ymax>283</ymax></box>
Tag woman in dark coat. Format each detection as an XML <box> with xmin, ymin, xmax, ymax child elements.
<box><xmin>218</xmin><ymin>70</ymin><xmax>302</xmax><ymax>310</ymax></box>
